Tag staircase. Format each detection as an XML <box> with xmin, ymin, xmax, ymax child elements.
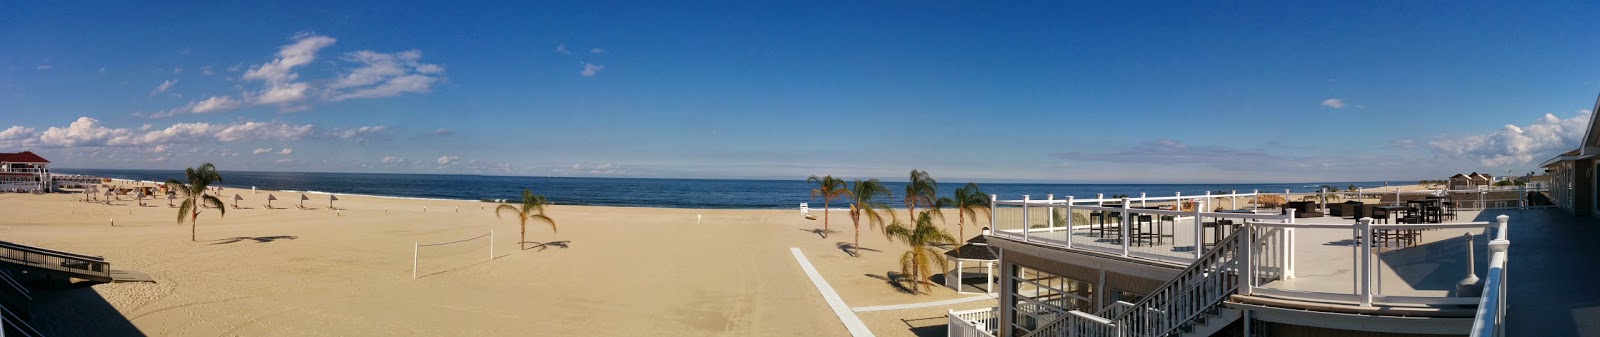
<box><xmin>1021</xmin><ymin>225</ymin><xmax>1269</xmax><ymax>337</ymax></box>
<box><xmin>1</xmin><ymin>269</ymin><xmax>45</xmax><ymax>337</ymax></box>
<box><xmin>0</xmin><ymin>241</ymin><xmax>112</xmax><ymax>283</ymax></box>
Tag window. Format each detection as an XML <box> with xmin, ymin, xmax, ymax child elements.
<box><xmin>1111</xmin><ymin>290</ymin><xmax>1145</xmax><ymax>304</ymax></box>
<box><xmin>1009</xmin><ymin>265</ymin><xmax>1093</xmax><ymax>335</ymax></box>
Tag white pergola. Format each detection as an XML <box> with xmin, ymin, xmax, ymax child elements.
<box><xmin>945</xmin><ymin>235</ymin><xmax>999</xmax><ymax>295</ymax></box>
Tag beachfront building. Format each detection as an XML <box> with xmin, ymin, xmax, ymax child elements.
<box><xmin>949</xmin><ymin>191</ymin><xmax>1518</xmax><ymax>337</ymax></box>
<box><xmin>0</xmin><ymin>151</ymin><xmax>51</xmax><ymax>192</ymax></box>
<box><xmin>1541</xmin><ymin>96</ymin><xmax>1600</xmax><ymax>216</ymax></box>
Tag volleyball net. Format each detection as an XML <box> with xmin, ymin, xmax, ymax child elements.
<box><xmin>412</xmin><ymin>230</ymin><xmax>494</xmax><ymax>279</ymax></box>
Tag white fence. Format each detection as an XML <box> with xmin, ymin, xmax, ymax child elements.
<box><xmin>1471</xmin><ymin>216</ymin><xmax>1511</xmax><ymax>337</ymax></box>
<box><xmin>948</xmin><ymin>307</ymin><xmax>998</xmax><ymax>337</ymax></box>
<box><xmin>989</xmin><ymin>192</ymin><xmax>1293</xmax><ymax>266</ymax></box>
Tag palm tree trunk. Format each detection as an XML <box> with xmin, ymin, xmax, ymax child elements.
<box><xmin>853</xmin><ymin>223</ymin><xmax>861</xmax><ymax>257</ymax></box>
<box><xmin>520</xmin><ymin>221</ymin><xmax>527</xmax><ymax>250</ymax></box>
<box><xmin>191</xmin><ymin>212</ymin><xmax>198</xmax><ymax>242</ymax></box>
<box><xmin>822</xmin><ymin>199</ymin><xmax>829</xmax><ymax>236</ymax></box>
<box><xmin>956</xmin><ymin>216</ymin><xmax>965</xmax><ymax>258</ymax></box>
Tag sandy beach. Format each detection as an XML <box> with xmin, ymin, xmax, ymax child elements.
<box><xmin>0</xmin><ymin>185</ymin><xmax>997</xmax><ymax>337</ymax></box>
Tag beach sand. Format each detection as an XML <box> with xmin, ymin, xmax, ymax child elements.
<box><xmin>0</xmin><ymin>186</ymin><xmax>996</xmax><ymax>337</ymax></box>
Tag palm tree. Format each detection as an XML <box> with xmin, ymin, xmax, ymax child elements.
<box><xmin>904</xmin><ymin>170</ymin><xmax>941</xmax><ymax>222</ymax></box>
<box><xmin>846</xmin><ymin>179</ymin><xmax>895</xmax><ymax>257</ymax></box>
<box><xmin>166</xmin><ymin>163</ymin><xmax>225</xmax><ymax>242</ymax></box>
<box><xmin>807</xmin><ymin>175</ymin><xmax>849</xmax><ymax>237</ymax></box>
<box><xmin>937</xmin><ymin>183</ymin><xmax>990</xmax><ymax>256</ymax></box>
<box><xmin>496</xmin><ymin>189</ymin><xmax>557</xmax><ymax>250</ymax></box>
<box><xmin>886</xmin><ymin>212</ymin><xmax>957</xmax><ymax>292</ymax></box>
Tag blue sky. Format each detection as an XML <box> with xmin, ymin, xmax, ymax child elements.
<box><xmin>2</xmin><ymin>1</ymin><xmax>1597</xmax><ymax>183</ymax></box>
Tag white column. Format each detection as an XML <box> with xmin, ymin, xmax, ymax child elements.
<box><xmin>412</xmin><ymin>242</ymin><xmax>419</xmax><ymax>279</ymax></box>
<box><xmin>1358</xmin><ymin>218</ymin><xmax>1373</xmax><ymax>307</ymax></box>
<box><xmin>1238</xmin><ymin>222</ymin><xmax>1254</xmax><ymax>295</ymax></box>
<box><xmin>1230</xmin><ymin>190</ymin><xmax>1238</xmax><ymax>210</ymax></box>
<box><xmin>1047</xmin><ymin>194</ymin><xmax>1055</xmax><ymax>229</ymax></box>
<box><xmin>1192</xmin><ymin>195</ymin><xmax>1203</xmax><ymax>258</ymax></box>
<box><xmin>1120</xmin><ymin>198</ymin><xmax>1131</xmax><ymax>256</ymax></box>
<box><xmin>489</xmin><ymin>230</ymin><xmax>495</xmax><ymax>261</ymax></box>
<box><xmin>1320</xmin><ymin>187</ymin><xmax>1328</xmax><ymax>212</ymax></box>
<box><xmin>1096</xmin><ymin>193</ymin><xmax>1104</xmax><ymax>206</ymax></box>
<box><xmin>989</xmin><ymin>194</ymin><xmax>998</xmax><ymax>229</ymax></box>
<box><xmin>1022</xmin><ymin>195</ymin><xmax>1031</xmax><ymax>242</ymax></box>
<box><xmin>1139</xmin><ymin>192</ymin><xmax>1147</xmax><ymax>207</ymax></box>
<box><xmin>1065</xmin><ymin>196</ymin><xmax>1076</xmax><ymax>249</ymax></box>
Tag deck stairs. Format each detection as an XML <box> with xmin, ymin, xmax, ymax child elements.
<box><xmin>0</xmin><ymin>240</ymin><xmax>151</xmax><ymax>284</ymax></box>
<box><xmin>1019</xmin><ymin>226</ymin><xmax>1271</xmax><ymax>337</ymax></box>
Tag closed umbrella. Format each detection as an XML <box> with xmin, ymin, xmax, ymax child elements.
<box><xmin>233</xmin><ymin>194</ymin><xmax>243</xmax><ymax>208</ymax></box>
<box><xmin>266</xmin><ymin>194</ymin><xmax>278</xmax><ymax>209</ymax></box>
<box><xmin>299</xmin><ymin>194</ymin><xmax>309</xmax><ymax>209</ymax></box>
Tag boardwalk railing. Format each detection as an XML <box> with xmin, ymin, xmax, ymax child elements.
<box><xmin>989</xmin><ymin>193</ymin><xmax>1293</xmax><ymax>266</ymax></box>
<box><xmin>1471</xmin><ymin>215</ymin><xmax>1512</xmax><ymax>337</ymax></box>
<box><xmin>948</xmin><ymin>307</ymin><xmax>998</xmax><ymax>337</ymax></box>
<box><xmin>0</xmin><ymin>269</ymin><xmax>44</xmax><ymax>337</ymax></box>
<box><xmin>1244</xmin><ymin>217</ymin><xmax>1500</xmax><ymax>307</ymax></box>
<box><xmin>0</xmin><ymin>241</ymin><xmax>112</xmax><ymax>283</ymax></box>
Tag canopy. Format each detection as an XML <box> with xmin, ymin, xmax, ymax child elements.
<box><xmin>300</xmin><ymin>194</ymin><xmax>310</xmax><ymax>201</ymax></box>
<box><xmin>103</xmin><ymin>189</ymin><xmax>114</xmax><ymax>196</ymax></box>
<box><xmin>267</xmin><ymin>194</ymin><xmax>278</xmax><ymax>201</ymax></box>
<box><xmin>135</xmin><ymin>190</ymin><xmax>145</xmax><ymax>199</ymax></box>
<box><xmin>329</xmin><ymin>195</ymin><xmax>339</xmax><ymax>201</ymax></box>
<box><xmin>233</xmin><ymin>194</ymin><xmax>243</xmax><ymax>201</ymax></box>
<box><xmin>168</xmin><ymin>193</ymin><xmax>177</xmax><ymax>200</ymax></box>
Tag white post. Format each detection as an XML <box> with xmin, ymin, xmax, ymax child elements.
<box><xmin>1395</xmin><ymin>189</ymin><xmax>1402</xmax><ymax>206</ymax></box>
<box><xmin>1139</xmin><ymin>192</ymin><xmax>1147</xmax><ymax>207</ymax></box>
<box><xmin>1358</xmin><ymin>187</ymin><xmax>1364</xmax><ymax>201</ymax></box>
<box><xmin>1238</xmin><ymin>222</ymin><xmax>1253</xmax><ymax>295</ymax></box>
<box><xmin>412</xmin><ymin>242</ymin><xmax>419</xmax><ymax>279</ymax></box>
<box><xmin>1358</xmin><ymin>218</ymin><xmax>1373</xmax><ymax>307</ymax></box>
<box><xmin>1065</xmin><ymin>196</ymin><xmax>1075</xmax><ymax>249</ymax></box>
<box><xmin>1096</xmin><ymin>193</ymin><xmax>1104</xmax><ymax>206</ymax></box>
<box><xmin>1479</xmin><ymin>191</ymin><xmax>1486</xmax><ymax>210</ymax></box>
<box><xmin>1320</xmin><ymin>187</ymin><xmax>1328</xmax><ymax>212</ymax></box>
<box><xmin>489</xmin><ymin>230</ymin><xmax>495</xmax><ymax>261</ymax></box>
<box><xmin>1230</xmin><ymin>190</ymin><xmax>1238</xmax><ymax>210</ymax></box>
<box><xmin>1047</xmin><ymin>194</ymin><xmax>1055</xmax><ymax>229</ymax></box>
<box><xmin>1120</xmin><ymin>197</ymin><xmax>1131</xmax><ymax>257</ymax></box>
<box><xmin>1192</xmin><ymin>195</ymin><xmax>1203</xmax><ymax>258</ymax></box>
<box><xmin>1252</xmin><ymin>189</ymin><xmax>1260</xmax><ymax>209</ymax></box>
<box><xmin>1022</xmin><ymin>195</ymin><xmax>1032</xmax><ymax>242</ymax></box>
<box><xmin>1204</xmin><ymin>191</ymin><xmax>1212</xmax><ymax>211</ymax></box>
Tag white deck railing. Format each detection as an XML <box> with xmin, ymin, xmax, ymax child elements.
<box><xmin>1314</xmin><ymin>187</ymin><xmax>1553</xmax><ymax>211</ymax></box>
<box><xmin>1470</xmin><ymin>216</ymin><xmax>1511</xmax><ymax>337</ymax></box>
<box><xmin>948</xmin><ymin>307</ymin><xmax>998</xmax><ymax>337</ymax></box>
<box><xmin>1243</xmin><ymin>217</ymin><xmax>1502</xmax><ymax>308</ymax></box>
<box><xmin>989</xmin><ymin>194</ymin><xmax>1293</xmax><ymax>266</ymax></box>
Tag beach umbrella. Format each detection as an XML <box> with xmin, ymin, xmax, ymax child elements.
<box><xmin>102</xmin><ymin>189</ymin><xmax>114</xmax><ymax>204</ymax></box>
<box><xmin>233</xmin><ymin>194</ymin><xmax>243</xmax><ymax>208</ymax></box>
<box><xmin>135</xmin><ymin>190</ymin><xmax>146</xmax><ymax>206</ymax></box>
<box><xmin>167</xmin><ymin>193</ymin><xmax>176</xmax><ymax>207</ymax></box>
<box><xmin>329</xmin><ymin>195</ymin><xmax>339</xmax><ymax>209</ymax></box>
<box><xmin>300</xmin><ymin>194</ymin><xmax>309</xmax><ymax>209</ymax></box>
<box><xmin>267</xmin><ymin>194</ymin><xmax>278</xmax><ymax>208</ymax></box>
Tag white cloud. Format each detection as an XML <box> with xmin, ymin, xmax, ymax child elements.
<box><xmin>36</xmin><ymin>64</ymin><xmax>52</xmax><ymax>70</ymax></box>
<box><xmin>437</xmin><ymin>156</ymin><xmax>458</xmax><ymax>165</ymax></box>
<box><xmin>192</xmin><ymin>96</ymin><xmax>243</xmax><ymax>114</ymax></box>
<box><xmin>382</xmin><ymin>156</ymin><xmax>404</xmax><ymax>164</ymax></box>
<box><xmin>253</xmin><ymin>148</ymin><xmax>274</xmax><ymax>155</ymax></box>
<box><xmin>1321</xmin><ymin>98</ymin><xmax>1345</xmax><ymax>109</ymax></box>
<box><xmin>1429</xmin><ymin>110</ymin><xmax>1592</xmax><ymax>166</ymax></box>
<box><xmin>330</xmin><ymin>126</ymin><xmax>388</xmax><ymax>140</ymax></box>
<box><xmin>590</xmin><ymin>48</ymin><xmax>605</xmax><ymax>54</ymax></box>
<box><xmin>38</xmin><ymin>117</ymin><xmax>134</xmax><ymax>147</ymax></box>
<box><xmin>151</xmin><ymin>144</ymin><xmax>170</xmax><ymax>153</ymax></box>
<box><xmin>280</xmin><ymin>148</ymin><xmax>293</xmax><ymax>155</ymax></box>
<box><xmin>0</xmin><ymin>126</ymin><xmax>37</xmax><ymax>140</ymax></box>
<box><xmin>245</xmin><ymin>34</ymin><xmax>336</xmax><ymax>85</ymax></box>
<box><xmin>555</xmin><ymin>43</ymin><xmax>570</xmax><ymax>55</ymax></box>
<box><xmin>581</xmin><ymin>63</ymin><xmax>604</xmax><ymax>77</ymax></box>
<box><xmin>432</xmin><ymin>128</ymin><xmax>453</xmax><ymax>136</ymax></box>
<box><xmin>151</xmin><ymin>79</ymin><xmax>178</xmax><ymax>96</ymax></box>
<box><xmin>172</xmin><ymin>67</ymin><xmax>183</xmax><ymax>74</ymax></box>
<box><xmin>326</xmin><ymin>49</ymin><xmax>444</xmax><ymax>101</ymax></box>
<box><xmin>201</xmin><ymin>65</ymin><xmax>215</xmax><ymax>76</ymax></box>
<box><xmin>275</xmin><ymin>158</ymin><xmax>295</xmax><ymax>164</ymax></box>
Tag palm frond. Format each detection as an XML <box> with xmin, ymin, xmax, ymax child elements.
<box><xmin>202</xmin><ymin>194</ymin><xmax>226</xmax><ymax>217</ymax></box>
<box><xmin>531</xmin><ymin>214</ymin><xmax>557</xmax><ymax>233</ymax></box>
<box><xmin>176</xmin><ymin>199</ymin><xmax>193</xmax><ymax>223</ymax></box>
<box><xmin>494</xmin><ymin>204</ymin><xmax>521</xmax><ymax>219</ymax></box>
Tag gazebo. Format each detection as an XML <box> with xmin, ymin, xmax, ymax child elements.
<box><xmin>944</xmin><ymin>229</ymin><xmax>1000</xmax><ymax>294</ymax></box>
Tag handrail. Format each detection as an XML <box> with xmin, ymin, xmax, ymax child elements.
<box><xmin>1</xmin><ymin>302</ymin><xmax>45</xmax><ymax>337</ymax></box>
<box><xmin>1470</xmin><ymin>215</ymin><xmax>1511</xmax><ymax>337</ymax></box>
<box><xmin>0</xmin><ymin>241</ymin><xmax>112</xmax><ymax>281</ymax></box>
<box><xmin>1022</xmin><ymin>228</ymin><xmax>1248</xmax><ymax>337</ymax></box>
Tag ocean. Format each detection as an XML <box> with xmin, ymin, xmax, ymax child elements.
<box><xmin>55</xmin><ymin>169</ymin><xmax>1399</xmax><ymax>209</ymax></box>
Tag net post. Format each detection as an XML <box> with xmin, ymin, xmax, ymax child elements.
<box><xmin>489</xmin><ymin>230</ymin><xmax>495</xmax><ymax>261</ymax></box>
<box><xmin>412</xmin><ymin>242</ymin><xmax>419</xmax><ymax>279</ymax></box>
